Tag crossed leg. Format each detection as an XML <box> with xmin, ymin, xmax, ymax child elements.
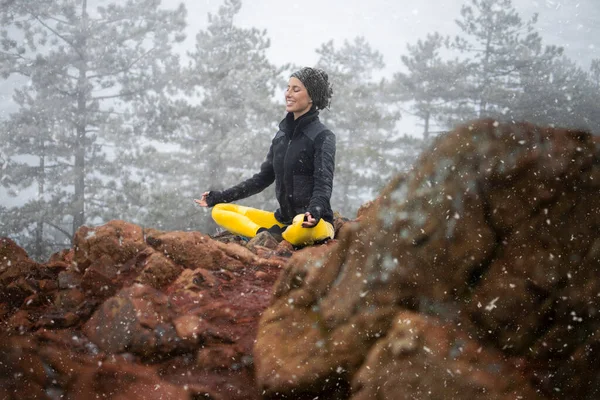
<box><xmin>211</xmin><ymin>203</ymin><xmax>283</xmax><ymax>238</ymax></box>
<box><xmin>211</xmin><ymin>203</ymin><xmax>334</xmax><ymax>246</ymax></box>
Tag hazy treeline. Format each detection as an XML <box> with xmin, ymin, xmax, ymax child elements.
<box><xmin>1</xmin><ymin>0</ymin><xmax>599</xmax><ymax>260</ymax></box>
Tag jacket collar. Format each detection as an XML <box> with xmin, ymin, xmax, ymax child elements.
<box><xmin>279</xmin><ymin>107</ymin><xmax>320</xmax><ymax>138</ymax></box>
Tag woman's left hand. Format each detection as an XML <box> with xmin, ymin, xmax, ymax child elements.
<box><xmin>302</xmin><ymin>212</ymin><xmax>317</xmax><ymax>228</ymax></box>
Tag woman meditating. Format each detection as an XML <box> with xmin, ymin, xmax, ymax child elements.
<box><xmin>195</xmin><ymin>67</ymin><xmax>336</xmax><ymax>247</ymax></box>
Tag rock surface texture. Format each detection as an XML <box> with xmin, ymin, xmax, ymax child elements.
<box><xmin>1</xmin><ymin>222</ymin><xmax>296</xmax><ymax>399</ymax></box>
<box><xmin>1</xmin><ymin>119</ymin><xmax>599</xmax><ymax>399</ymax></box>
<box><xmin>254</xmin><ymin>119</ymin><xmax>600</xmax><ymax>399</ymax></box>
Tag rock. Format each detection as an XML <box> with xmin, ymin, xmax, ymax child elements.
<box><xmin>69</xmin><ymin>360</ymin><xmax>191</xmax><ymax>400</ymax></box>
<box><xmin>246</xmin><ymin>231</ymin><xmax>280</xmax><ymax>251</ymax></box>
<box><xmin>351</xmin><ymin>311</ymin><xmax>541</xmax><ymax>400</ymax></box>
<box><xmin>196</xmin><ymin>344</ymin><xmax>243</xmax><ymax>370</ymax></box>
<box><xmin>135</xmin><ymin>250</ymin><xmax>183</xmax><ymax>289</ymax></box>
<box><xmin>4</xmin><ymin>119</ymin><xmax>599</xmax><ymax>400</ymax></box>
<box><xmin>4</xmin><ymin>309</ymin><xmax>33</xmax><ymax>332</ymax></box>
<box><xmin>274</xmin><ymin>240</ymin><xmax>294</xmax><ymax>257</ymax></box>
<box><xmin>146</xmin><ymin>229</ymin><xmax>252</xmax><ymax>271</ymax></box>
<box><xmin>54</xmin><ymin>288</ymin><xmax>86</xmax><ymax>310</ymax></box>
<box><xmin>73</xmin><ymin>220</ymin><xmax>146</xmax><ymax>272</ymax></box>
<box><xmin>0</xmin><ymin>238</ymin><xmax>41</xmax><ymax>307</ymax></box>
<box><xmin>255</xmin><ymin>119</ymin><xmax>600</xmax><ymax>399</ymax></box>
<box><xmin>83</xmin><ymin>284</ymin><xmax>180</xmax><ymax>357</ymax></box>
<box><xmin>81</xmin><ymin>254</ymin><xmax>121</xmax><ymax>297</ymax></box>
<box><xmin>57</xmin><ymin>269</ymin><xmax>83</xmax><ymax>289</ymax></box>
<box><xmin>0</xmin><ymin>237</ymin><xmax>32</xmax><ymax>275</ymax></box>
<box><xmin>1</xmin><ymin>217</ymin><xmax>286</xmax><ymax>400</ymax></box>
<box><xmin>173</xmin><ymin>314</ymin><xmax>211</xmax><ymax>343</ymax></box>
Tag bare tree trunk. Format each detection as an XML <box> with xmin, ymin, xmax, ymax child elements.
<box><xmin>423</xmin><ymin>110</ymin><xmax>430</xmax><ymax>140</ymax></box>
<box><xmin>34</xmin><ymin>142</ymin><xmax>45</xmax><ymax>259</ymax></box>
<box><xmin>72</xmin><ymin>0</ymin><xmax>88</xmax><ymax>233</ymax></box>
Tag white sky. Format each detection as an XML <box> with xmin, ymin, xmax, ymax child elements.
<box><xmin>2</xmin><ymin>0</ymin><xmax>597</xmax><ymax>118</ymax></box>
<box><xmin>177</xmin><ymin>0</ymin><xmax>599</xmax><ymax>76</ymax></box>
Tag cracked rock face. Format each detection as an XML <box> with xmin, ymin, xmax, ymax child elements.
<box><xmin>255</xmin><ymin>119</ymin><xmax>600</xmax><ymax>400</ymax></box>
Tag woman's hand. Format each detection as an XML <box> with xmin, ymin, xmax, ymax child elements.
<box><xmin>302</xmin><ymin>212</ymin><xmax>317</xmax><ymax>228</ymax></box>
<box><xmin>194</xmin><ymin>191</ymin><xmax>210</xmax><ymax>207</ymax></box>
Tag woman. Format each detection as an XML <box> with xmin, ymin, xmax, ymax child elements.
<box><xmin>194</xmin><ymin>67</ymin><xmax>336</xmax><ymax>247</ymax></box>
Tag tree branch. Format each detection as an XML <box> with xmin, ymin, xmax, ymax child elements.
<box><xmin>40</xmin><ymin>14</ymin><xmax>72</xmax><ymax>26</ymax></box>
<box><xmin>33</xmin><ymin>15</ymin><xmax>78</xmax><ymax>52</ymax></box>
<box><xmin>87</xmin><ymin>46</ymin><xmax>157</xmax><ymax>80</ymax></box>
<box><xmin>92</xmin><ymin>89</ymin><xmax>145</xmax><ymax>100</ymax></box>
<box><xmin>44</xmin><ymin>220</ymin><xmax>72</xmax><ymax>239</ymax></box>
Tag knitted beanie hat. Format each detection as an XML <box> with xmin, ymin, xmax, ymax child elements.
<box><xmin>290</xmin><ymin>67</ymin><xmax>333</xmax><ymax>110</ymax></box>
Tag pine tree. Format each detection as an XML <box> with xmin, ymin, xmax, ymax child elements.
<box><xmin>392</xmin><ymin>32</ymin><xmax>472</xmax><ymax>138</ymax></box>
<box><xmin>591</xmin><ymin>60</ymin><xmax>600</xmax><ymax>86</ymax></box>
<box><xmin>0</xmin><ymin>0</ymin><xmax>186</xmax><ymax>259</ymax></box>
<box><xmin>453</xmin><ymin>0</ymin><xmax>561</xmax><ymax>120</ymax></box>
<box><xmin>315</xmin><ymin>37</ymin><xmax>400</xmax><ymax>218</ymax></box>
<box><xmin>512</xmin><ymin>55</ymin><xmax>595</xmax><ymax>130</ymax></box>
<box><xmin>149</xmin><ymin>0</ymin><xmax>284</xmax><ymax>233</ymax></box>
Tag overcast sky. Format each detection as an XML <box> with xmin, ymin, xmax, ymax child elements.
<box><xmin>175</xmin><ymin>0</ymin><xmax>599</xmax><ymax>76</ymax></box>
<box><xmin>1</xmin><ymin>0</ymin><xmax>597</xmax><ymax>117</ymax></box>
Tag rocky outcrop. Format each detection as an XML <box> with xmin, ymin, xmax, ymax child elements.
<box><xmin>254</xmin><ymin>119</ymin><xmax>600</xmax><ymax>399</ymax></box>
<box><xmin>0</xmin><ymin>221</ymin><xmax>297</xmax><ymax>399</ymax></box>
<box><xmin>2</xmin><ymin>119</ymin><xmax>599</xmax><ymax>400</ymax></box>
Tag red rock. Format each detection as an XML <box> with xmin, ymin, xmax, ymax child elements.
<box><xmin>246</xmin><ymin>231</ymin><xmax>280</xmax><ymax>252</ymax></box>
<box><xmin>255</xmin><ymin>119</ymin><xmax>600</xmax><ymax>399</ymax></box>
<box><xmin>53</xmin><ymin>288</ymin><xmax>86</xmax><ymax>310</ymax></box>
<box><xmin>72</xmin><ymin>220</ymin><xmax>146</xmax><ymax>272</ymax></box>
<box><xmin>4</xmin><ymin>309</ymin><xmax>32</xmax><ymax>332</ymax></box>
<box><xmin>173</xmin><ymin>314</ymin><xmax>210</xmax><ymax>343</ymax></box>
<box><xmin>351</xmin><ymin>311</ymin><xmax>542</xmax><ymax>400</ymax></box>
<box><xmin>4</xmin><ymin>119</ymin><xmax>598</xmax><ymax>400</ymax></box>
<box><xmin>81</xmin><ymin>254</ymin><xmax>121</xmax><ymax>297</ymax></box>
<box><xmin>146</xmin><ymin>230</ymin><xmax>249</xmax><ymax>271</ymax></box>
<box><xmin>47</xmin><ymin>248</ymin><xmax>73</xmax><ymax>264</ymax></box>
<box><xmin>197</xmin><ymin>344</ymin><xmax>242</xmax><ymax>370</ymax></box>
<box><xmin>274</xmin><ymin>240</ymin><xmax>294</xmax><ymax>257</ymax></box>
<box><xmin>2</xmin><ymin>277</ymin><xmax>37</xmax><ymax>308</ymax></box>
<box><xmin>83</xmin><ymin>284</ymin><xmax>178</xmax><ymax>356</ymax></box>
<box><xmin>57</xmin><ymin>269</ymin><xmax>83</xmax><ymax>289</ymax></box>
<box><xmin>196</xmin><ymin>346</ymin><xmax>242</xmax><ymax>370</ymax></box>
<box><xmin>2</xmin><ymin>219</ymin><xmax>284</xmax><ymax>400</ymax></box>
<box><xmin>69</xmin><ymin>361</ymin><xmax>190</xmax><ymax>400</ymax></box>
<box><xmin>0</xmin><ymin>335</ymin><xmax>50</xmax><ymax>399</ymax></box>
<box><xmin>135</xmin><ymin>250</ymin><xmax>183</xmax><ymax>289</ymax></box>
<box><xmin>0</xmin><ymin>238</ymin><xmax>41</xmax><ymax>307</ymax></box>
<box><xmin>254</xmin><ymin>270</ymin><xmax>269</xmax><ymax>280</ymax></box>
<box><xmin>35</xmin><ymin>311</ymin><xmax>79</xmax><ymax>329</ymax></box>
<box><xmin>0</xmin><ymin>237</ymin><xmax>31</xmax><ymax>272</ymax></box>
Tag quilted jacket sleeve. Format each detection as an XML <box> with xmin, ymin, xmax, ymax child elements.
<box><xmin>307</xmin><ymin>130</ymin><xmax>335</xmax><ymax>222</ymax></box>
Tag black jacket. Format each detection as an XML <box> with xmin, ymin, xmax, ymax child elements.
<box><xmin>206</xmin><ymin>109</ymin><xmax>336</xmax><ymax>225</ymax></box>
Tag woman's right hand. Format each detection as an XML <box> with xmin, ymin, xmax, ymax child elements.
<box><xmin>194</xmin><ymin>191</ymin><xmax>210</xmax><ymax>207</ymax></box>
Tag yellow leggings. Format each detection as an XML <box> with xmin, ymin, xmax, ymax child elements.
<box><xmin>211</xmin><ymin>203</ymin><xmax>334</xmax><ymax>246</ymax></box>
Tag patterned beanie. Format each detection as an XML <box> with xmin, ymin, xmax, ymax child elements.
<box><xmin>291</xmin><ymin>67</ymin><xmax>333</xmax><ymax>110</ymax></box>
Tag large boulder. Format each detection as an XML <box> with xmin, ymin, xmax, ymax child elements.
<box><xmin>255</xmin><ymin>119</ymin><xmax>600</xmax><ymax>399</ymax></box>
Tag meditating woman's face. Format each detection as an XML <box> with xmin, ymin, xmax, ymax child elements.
<box><xmin>285</xmin><ymin>77</ymin><xmax>312</xmax><ymax>117</ymax></box>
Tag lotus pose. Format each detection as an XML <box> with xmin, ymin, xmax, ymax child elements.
<box><xmin>195</xmin><ymin>67</ymin><xmax>336</xmax><ymax>246</ymax></box>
